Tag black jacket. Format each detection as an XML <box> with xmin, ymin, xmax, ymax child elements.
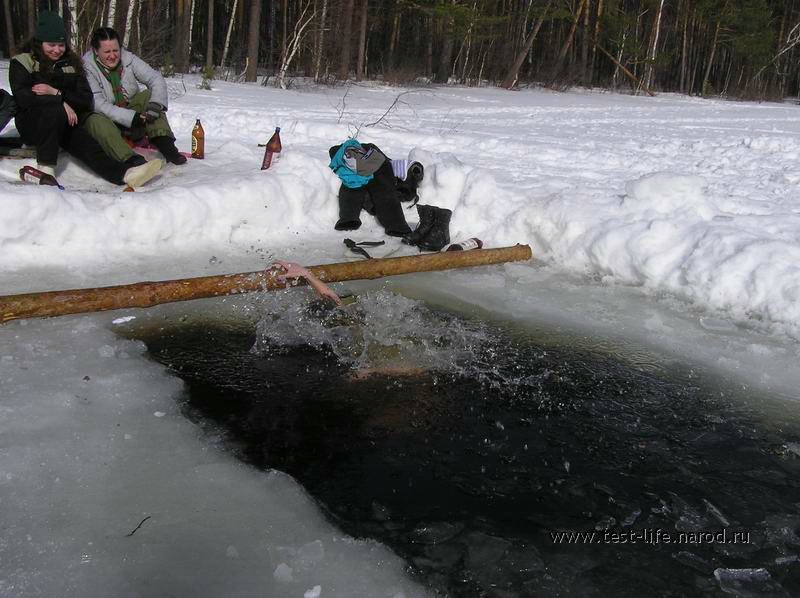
<box><xmin>9</xmin><ymin>52</ymin><xmax>93</xmax><ymax>123</ymax></box>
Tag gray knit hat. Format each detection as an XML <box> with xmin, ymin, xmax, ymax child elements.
<box><xmin>35</xmin><ymin>11</ymin><xmax>67</xmax><ymax>43</ymax></box>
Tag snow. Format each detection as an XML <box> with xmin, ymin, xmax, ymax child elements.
<box><xmin>2</xmin><ymin>60</ymin><xmax>800</xmax><ymax>594</ymax></box>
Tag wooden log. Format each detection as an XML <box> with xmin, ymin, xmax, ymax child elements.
<box><xmin>0</xmin><ymin>244</ymin><xmax>532</xmax><ymax>324</ymax></box>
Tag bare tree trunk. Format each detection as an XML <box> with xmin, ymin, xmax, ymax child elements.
<box><xmin>355</xmin><ymin>0</ymin><xmax>368</xmax><ymax>80</ymax></box>
<box><xmin>644</xmin><ymin>0</ymin><xmax>665</xmax><ymax>90</ymax></box>
<box><xmin>66</xmin><ymin>0</ymin><xmax>80</xmax><ymax>52</ymax></box>
<box><xmin>679</xmin><ymin>2</ymin><xmax>689</xmax><ymax>93</ymax></box>
<box><xmin>436</xmin><ymin>0</ymin><xmax>456</xmax><ymax>83</ymax></box>
<box><xmin>113</xmin><ymin>0</ymin><xmax>130</xmax><ymax>38</ymax></box>
<box><xmin>702</xmin><ymin>16</ymin><xmax>722</xmax><ymax>95</ymax></box>
<box><xmin>221</xmin><ymin>0</ymin><xmax>238</xmax><ymax>67</ymax></box>
<box><xmin>550</xmin><ymin>0</ymin><xmax>587</xmax><ymax>83</ymax></box>
<box><xmin>27</xmin><ymin>0</ymin><xmax>36</xmax><ymax>39</ymax></box>
<box><xmin>612</xmin><ymin>30</ymin><xmax>626</xmax><ymax>88</ymax></box>
<box><xmin>4</xmin><ymin>0</ymin><xmax>16</xmax><ymax>56</ymax></box>
<box><xmin>277</xmin><ymin>0</ymin><xmax>315</xmax><ymax>88</ymax></box>
<box><xmin>313</xmin><ymin>0</ymin><xmax>328</xmax><ymax>81</ymax></box>
<box><xmin>590</xmin><ymin>0</ymin><xmax>604</xmax><ymax>80</ymax></box>
<box><xmin>173</xmin><ymin>0</ymin><xmax>185</xmax><ymax>67</ymax></box>
<box><xmin>107</xmin><ymin>0</ymin><xmax>117</xmax><ymax>27</ymax></box>
<box><xmin>282</xmin><ymin>0</ymin><xmax>287</xmax><ymax>65</ymax></box>
<box><xmin>502</xmin><ymin>0</ymin><xmax>551</xmax><ymax>89</ymax></box>
<box><xmin>245</xmin><ymin>0</ymin><xmax>263</xmax><ymax>81</ymax></box>
<box><xmin>426</xmin><ymin>17</ymin><xmax>433</xmax><ymax>77</ymax></box>
<box><xmin>188</xmin><ymin>0</ymin><xmax>196</xmax><ymax>52</ymax></box>
<box><xmin>122</xmin><ymin>0</ymin><xmax>136</xmax><ymax>45</ymax></box>
<box><xmin>338</xmin><ymin>0</ymin><xmax>354</xmax><ymax>80</ymax></box>
<box><xmin>387</xmin><ymin>6</ymin><xmax>400</xmax><ymax>70</ymax></box>
<box><xmin>206</xmin><ymin>0</ymin><xmax>215</xmax><ymax>69</ymax></box>
<box><xmin>581</xmin><ymin>0</ymin><xmax>591</xmax><ymax>85</ymax></box>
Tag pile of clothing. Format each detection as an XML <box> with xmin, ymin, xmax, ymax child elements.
<box><xmin>329</xmin><ymin>139</ymin><xmax>451</xmax><ymax>251</ymax></box>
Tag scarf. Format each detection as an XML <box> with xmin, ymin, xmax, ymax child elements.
<box><xmin>94</xmin><ymin>55</ymin><xmax>127</xmax><ymax>107</ymax></box>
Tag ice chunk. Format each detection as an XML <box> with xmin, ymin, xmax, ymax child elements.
<box><xmin>673</xmin><ymin>550</ymin><xmax>714</xmax><ymax>575</ymax></box>
<box><xmin>621</xmin><ymin>508</ymin><xmax>641</xmax><ymax>527</ymax></box>
<box><xmin>273</xmin><ymin>563</ymin><xmax>293</xmax><ymax>583</ymax></box>
<box><xmin>713</xmin><ymin>567</ymin><xmax>788</xmax><ymax>597</ymax></box>
<box><xmin>594</xmin><ymin>516</ymin><xmax>616</xmax><ymax>531</ymax></box>
<box><xmin>702</xmin><ymin>499</ymin><xmax>731</xmax><ymax>527</ymax></box>
<box><xmin>297</xmin><ymin>540</ymin><xmax>325</xmax><ymax>568</ymax></box>
<box><xmin>407</xmin><ymin>521</ymin><xmax>464</xmax><ymax>544</ymax></box>
<box><xmin>111</xmin><ymin>316</ymin><xmax>136</xmax><ymax>325</ymax></box>
<box><xmin>98</xmin><ymin>344</ymin><xmax>116</xmax><ymax>358</ymax></box>
<box><xmin>304</xmin><ymin>585</ymin><xmax>321</xmax><ymax>598</ymax></box>
<box><xmin>463</xmin><ymin>531</ymin><xmax>511</xmax><ymax>569</ymax></box>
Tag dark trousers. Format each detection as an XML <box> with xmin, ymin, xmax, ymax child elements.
<box><xmin>15</xmin><ymin>104</ymin><xmax>128</xmax><ymax>185</ymax></box>
<box><xmin>338</xmin><ymin>160</ymin><xmax>411</xmax><ymax>236</ymax></box>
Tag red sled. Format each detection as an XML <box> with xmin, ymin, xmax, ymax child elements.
<box><xmin>125</xmin><ymin>137</ymin><xmax>193</xmax><ymax>159</ymax></box>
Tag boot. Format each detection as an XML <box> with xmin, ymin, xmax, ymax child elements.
<box><xmin>124</xmin><ymin>153</ymin><xmax>147</xmax><ymax>168</ymax></box>
<box><xmin>401</xmin><ymin>204</ymin><xmax>436</xmax><ymax>246</ymax></box>
<box><xmin>123</xmin><ymin>159</ymin><xmax>163</xmax><ymax>188</ymax></box>
<box><xmin>416</xmin><ymin>206</ymin><xmax>451</xmax><ymax>252</ymax></box>
<box><xmin>150</xmin><ymin>136</ymin><xmax>187</xmax><ymax>165</ymax></box>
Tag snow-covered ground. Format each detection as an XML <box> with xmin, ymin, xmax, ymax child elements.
<box><xmin>2</xmin><ymin>60</ymin><xmax>800</xmax><ymax>595</ymax></box>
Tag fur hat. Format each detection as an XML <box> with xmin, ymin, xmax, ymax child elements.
<box><xmin>35</xmin><ymin>11</ymin><xmax>67</xmax><ymax>43</ymax></box>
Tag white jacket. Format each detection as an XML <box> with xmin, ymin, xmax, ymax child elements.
<box><xmin>82</xmin><ymin>48</ymin><xmax>169</xmax><ymax>128</ymax></box>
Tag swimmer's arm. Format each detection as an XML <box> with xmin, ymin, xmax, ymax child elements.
<box><xmin>271</xmin><ymin>261</ymin><xmax>342</xmax><ymax>306</ymax></box>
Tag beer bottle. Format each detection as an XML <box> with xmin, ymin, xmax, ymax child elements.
<box><xmin>261</xmin><ymin>127</ymin><xmax>282</xmax><ymax>170</ymax></box>
<box><xmin>445</xmin><ymin>238</ymin><xmax>483</xmax><ymax>251</ymax></box>
<box><xmin>19</xmin><ymin>166</ymin><xmax>64</xmax><ymax>190</ymax></box>
<box><xmin>191</xmin><ymin>119</ymin><xmax>205</xmax><ymax>159</ymax></box>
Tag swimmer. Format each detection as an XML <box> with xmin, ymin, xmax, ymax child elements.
<box><xmin>270</xmin><ymin>261</ymin><xmax>425</xmax><ymax>379</ymax></box>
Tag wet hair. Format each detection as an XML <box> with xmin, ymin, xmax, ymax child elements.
<box><xmin>20</xmin><ymin>37</ymin><xmax>83</xmax><ymax>75</ymax></box>
<box><xmin>306</xmin><ymin>297</ymin><xmax>340</xmax><ymax>318</ymax></box>
<box><xmin>90</xmin><ymin>27</ymin><xmax>121</xmax><ymax>50</ymax></box>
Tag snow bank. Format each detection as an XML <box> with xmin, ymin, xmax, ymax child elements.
<box><xmin>4</xmin><ymin>68</ymin><xmax>800</xmax><ymax>339</ymax></box>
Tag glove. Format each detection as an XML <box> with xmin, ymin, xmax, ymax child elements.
<box><xmin>144</xmin><ymin>102</ymin><xmax>164</xmax><ymax>122</ymax></box>
<box><xmin>134</xmin><ymin>111</ymin><xmax>157</xmax><ymax>125</ymax></box>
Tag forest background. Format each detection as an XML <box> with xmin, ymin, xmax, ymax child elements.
<box><xmin>2</xmin><ymin>0</ymin><xmax>800</xmax><ymax>101</ymax></box>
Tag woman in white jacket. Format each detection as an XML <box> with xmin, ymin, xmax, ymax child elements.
<box><xmin>82</xmin><ymin>27</ymin><xmax>186</xmax><ymax>165</ymax></box>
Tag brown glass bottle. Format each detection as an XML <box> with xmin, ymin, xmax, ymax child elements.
<box><xmin>261</xmin><ymin>127</ymin><xmax>282</xmax><ymax>170</ymax></box>
<box><xmin>445</xmin><ymin>238</ymin><xmax>483</xmax><ymax>251</ymax></box>
<box><xmin>19</xmin><ymin>166</ymin><xmax>64</xmax><ymax>190</ymax></box>
<box><xmin>191</xmin><ymin>119</ymin><xmax>205</xmax><ymax>159</ymax></box>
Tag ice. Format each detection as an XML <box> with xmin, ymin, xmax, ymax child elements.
<box><xmin>463</xmin><ymin>532</ymin><xmax>511</xmax><ymax>569</ymax></box>
<box><xmin>407</xmin><ymin>522</ymin><xmax>465</xmax><ymax>545</ymax></box>
<box><xmin>274</xmin><ymin>563</ymin><xmax>294</xmax><ymax>583</ymax></box>
<box><xmin>305</xmin><ymin>586</ymin><xmax>322</xmax><ymax>598</ymax></box>
<box><xmin>713</xmin><ymin>568</ymin><xmax>788</xmax><ymax>597</ymax></box>
<box><xmin>4</xmin><ymin>57</ymin><xmax>800</xmax><ymax>595</ymax></box>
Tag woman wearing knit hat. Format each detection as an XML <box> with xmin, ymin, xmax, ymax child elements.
<box><xmin>8</xmin><ymin>11</ymin><xmax>162</xmax><ymax>188</ymax></box>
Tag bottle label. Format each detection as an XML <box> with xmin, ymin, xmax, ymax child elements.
<box><xmin>192</xmin><ymin>136</ymin><xmax>198</xmax><ymax>153</ymax></box>
<box><xmin>460</xmin><ymin>238</ymin><xmax>481</xmax><ymax>250</ymax></box>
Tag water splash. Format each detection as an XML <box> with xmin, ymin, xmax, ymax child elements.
<box><xmin>251</xmin><ymin>288</ymin><xmax>497</xmax><ymax>376</ymax></box>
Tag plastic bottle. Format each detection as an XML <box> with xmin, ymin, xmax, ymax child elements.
<box><xmin>191</xmin><ymin>118</ymin><xmax>204</xmax><ymax>159</ymax></box>
<box><xmin>261</xmin><ymin>127</ymin><xmax>282</xmax><ymax>170</ymax></box>
<box><xmin>445</xmin><ymin>238</ymin><xmax>483</xmax><ymax>252</ymax></box>
<box><xmin>19</xmin><ymin>166</ymin><xmax>64</xmax><ymax>190</ymax></box>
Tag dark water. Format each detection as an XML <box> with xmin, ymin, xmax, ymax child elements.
<box><xmin>129</xmin><ymin>296</ymin><xmax>800</xmax><ymax>597</ymax></box>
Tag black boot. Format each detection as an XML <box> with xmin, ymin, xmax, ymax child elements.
<box><xmin>125</xmin><ymin>153</ymin><xmax>147</xmax><ymax>167</ymax></box>
<box><xmin>402</xmin><ymin>204</ymin><xmax>436</xmax><ymax>246</ymax></box>
<box><xmin>416</xmin><ymin>206</ymin><xmax>451</xmax><ymax>252</ymax></box>
<box><xmin>150</xmin><ymin>136</ymin><xmax>187</xmax><ymax>165</ymax></box>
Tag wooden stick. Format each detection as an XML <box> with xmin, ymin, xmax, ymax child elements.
<box><xmin>0</xmin><ymin>244</ymin><xmax>532</xmax><ymax>324</ymax></box>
